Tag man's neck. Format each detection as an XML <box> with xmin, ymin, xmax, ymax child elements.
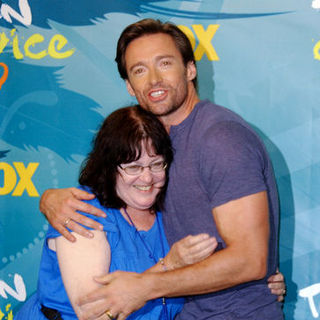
<box><xmin>159</xmin><ymin>84</ymin><xmax>200</xmax><ymax>133</ymax></box>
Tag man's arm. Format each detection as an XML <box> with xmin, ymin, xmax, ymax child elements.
<box><xmin>40</xmin><ymin>188</ymin><xmax>106</xmax><ymax>242</ymax></box>
<box><xmin>145</xmin><ymin>190</ymin><xmax>269</xmax><ymax>295</ymax></box>
<box><xmin>79</xmin><ymin>191</ymin><xmax>270</xmax><ymax>319</ymax></box>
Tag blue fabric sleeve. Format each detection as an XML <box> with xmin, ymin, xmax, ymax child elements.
<box><xmin>46</xmin><ymin>186</ymin><xmax>120</xmax><ymax>246</ymax></box>
<box><xmin>199</xmin><ymin>121</ymin><xmax>268</xmax><ymax>209</ymax></box>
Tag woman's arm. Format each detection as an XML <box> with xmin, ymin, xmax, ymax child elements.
<box><xmin>49</xmin><ymin>230</ymin><xmax>111</xmax><ymax>319</ymax></box>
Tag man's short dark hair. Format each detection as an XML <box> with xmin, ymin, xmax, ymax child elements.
<box><xmin>79</xmin><ymin>105</ymin><xmax>173</xmax><ymax>212</ymax></box>
<box><xmin>115</xmin><ymin>18</ymin><xmax>197</xmax><ymax>89</ymax></box>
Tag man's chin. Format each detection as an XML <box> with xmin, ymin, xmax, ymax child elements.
<box><xmin>145</xmin><ymin>104</ymin><xmax>180</xmax><ymax>118</ymax></box>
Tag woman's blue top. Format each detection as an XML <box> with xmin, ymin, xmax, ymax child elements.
<box><xmin>15</xmin><ymin>188</ymin><xmax>184</xmax><ymax>320</ymax></box>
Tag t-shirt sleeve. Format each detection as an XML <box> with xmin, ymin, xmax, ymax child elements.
<box><xmin>199</xmin><ymin>121</ymin><xmax>268</xmax><ymax>209</ymax></box>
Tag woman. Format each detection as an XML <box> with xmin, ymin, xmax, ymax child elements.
<box><xmin>15</xmin><ymin>105</ymin><xmax>217</xmax><ymax>320</ymax></box>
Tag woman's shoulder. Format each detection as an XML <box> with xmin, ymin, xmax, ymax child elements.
<box><xmin>77</xmin><ymin>185</ymin><xmax>118</xmax><ymax>221</ymax></box>
<box><xmin>45</xmin><ymin>187</ymin><xmax>121</xmax><ymax>239</ymax></box>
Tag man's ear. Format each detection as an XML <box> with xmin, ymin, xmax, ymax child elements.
<box><xmin>186</xmin><ymin>61</ymin><xmax>197</xmax><ymax>81</ymax></box>
<box><xmin>126</xmin><ymin>80</ymin><xmax>136</xmax><ymax>97</ymax></box>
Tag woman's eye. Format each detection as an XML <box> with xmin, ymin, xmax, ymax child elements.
<box><xmin>127</xmin><ymin>165</ymin><xmax>140</xmax><ymax>170</ymax></box>
<box><xmin>152</xmin><ymin>162</ymin><xmax>163</xmax><ymax>169</ymax></box>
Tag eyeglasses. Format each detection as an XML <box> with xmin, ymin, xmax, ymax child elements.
<box><xmin>119</xmin><ymin>161</ymin><xmax>167</xmax><ymax>175</ymax></box>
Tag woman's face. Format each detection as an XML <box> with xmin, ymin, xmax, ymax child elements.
<box><xmin>116</xmin><ymin>140</ymin><xmax>166</xmax><ymax>211</ymax></box>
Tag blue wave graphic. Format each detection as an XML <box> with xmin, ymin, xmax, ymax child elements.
<box><xmin>0</xmin><ymin>0</ymin><xmax>167</xmax><ymax>28</ymax></box>
<box><xmin>140</xmin><ymin>4</ymin><xmax>294</xmax><ymax>20</ymax></box>
<box><xmin>0</xmin><ymin>149</ymin><xmax>10</xmax><ymax>158</ymax></box>
<box><xmin>0</xmin><ymin>55</ymin><xmax>103</xmax><ymax>160</ymax></box>
<box><xmin>0</xmin><ymin>0</ymin><xmax>293</xmax><ymax>29</ymax></box>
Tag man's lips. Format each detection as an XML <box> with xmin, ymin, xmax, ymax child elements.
<box><xmin>148</xmin><ymin>89</ymin><xmax>167</xmax><ymax>101</ymax></box>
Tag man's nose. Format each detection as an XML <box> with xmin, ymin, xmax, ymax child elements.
<box><xmin>148</xmin><ymin>68</ymin><xmax>162</xmax><ymax>85</ymax></box>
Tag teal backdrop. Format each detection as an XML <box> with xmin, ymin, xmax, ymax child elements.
<box><xmin>1</xmin><ymin>1</ymin><xmax>319</xmax><ymax>319</ymax></box>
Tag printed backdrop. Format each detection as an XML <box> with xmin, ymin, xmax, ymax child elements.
<box><xmin>1</xmin><ymin>1</ymin><xmax>319</xmax><ymax>319</ymax></box>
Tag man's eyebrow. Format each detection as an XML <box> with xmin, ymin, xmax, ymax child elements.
<box><xmin>156</xmin><ymin>54</ymin><xmax>175</xmax><ymax>61</ymax></box>
<box><xmin>128</xmin><ymin>55</ymin><xmax>176</xmax><ymax>72</ymax></box>
<box><xmin>128</xmin><ymin>62</ymin><xmax>145</xmax><ymax>73</ymax></box>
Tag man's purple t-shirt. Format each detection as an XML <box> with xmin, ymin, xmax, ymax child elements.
<box><xmin>163</xmin><ymin>100</ymin><xmax>283</xmax><ymax>319</ymax></box>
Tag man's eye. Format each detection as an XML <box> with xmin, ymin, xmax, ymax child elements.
<box><xmin>133</xmin><ymin>67</ymin><xmax>144</xmax><ymax>75</ymax></box>
<box><xmin>161</xmin><ymin>60</ymin><xmax>171</xmax><ymax>66</ymax></box>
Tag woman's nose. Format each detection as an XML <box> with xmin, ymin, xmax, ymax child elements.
<box><xmin>139</xmin><ymin>167</ymin><xmax>153</xmax><ymax>183</ymax></box>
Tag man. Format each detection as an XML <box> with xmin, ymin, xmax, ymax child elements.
<box><xmin>40</xmin><ymin>19</ymin><xmax>284</xmax><ymax>320</ymax></box>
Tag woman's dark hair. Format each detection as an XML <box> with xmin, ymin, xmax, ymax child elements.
<box><xmin>79</xmin><ymin>105</ymin><xmax>173</xmax><ymax>212</ymax></box>
<box><xmin>115</xmin><ymin>18</ymin><xmax>197</xmax><ymax>89</ymax></box>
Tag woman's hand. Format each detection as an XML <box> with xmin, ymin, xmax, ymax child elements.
<box><xmin>268</xmin><ymin>270</ymin><xmax>286</xmax><ymax>301</ymax></box>
<box><xmin>40</xmin><ymin>188</ymin><xmax>106</xmax><ymax>242</ymax></box>
<box><xmin>164</xmin><ymin>233</ymin><xmax>218</xmax><ymax>270</ymax></box>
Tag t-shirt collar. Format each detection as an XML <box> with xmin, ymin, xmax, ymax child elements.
<box><xmin>169</xmin><ymin>100</ymin><xmax>208</xmax><ymax>137</ymax></box>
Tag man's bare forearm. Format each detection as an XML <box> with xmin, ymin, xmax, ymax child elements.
<box><xmin>144</xmin><ymin>193</ymin><xmax>270</xmax><ymax>299</ymax></box>
<box><xmin>143</xmin><ymin>245</ymin><xmax>267</xmax><ymax>300</ymax></box>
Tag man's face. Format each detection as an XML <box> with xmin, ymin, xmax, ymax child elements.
<box><xmin>124</xmin><ymin>33</ymin><xmax>196</xmax><ymax>118</ymax></box>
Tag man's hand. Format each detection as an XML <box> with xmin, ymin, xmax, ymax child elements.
<box><xmin>78</xmin><ymin>271</ymin><xmax>149</xmax><ymax>320</ymax></box>
<box><xmin>40</xmin><ymin>188</ymin><xmax>106</xmax><ymax>242</ymax></box>
<box><xmin>268</xmin><ymin>270</ymin><xmax>286</xmax><ymax>302</ymax></box>
<box><xmin>77</xmin><ymin>235</ymin><xmax>217</xmax><ymax>319</ymax></box>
